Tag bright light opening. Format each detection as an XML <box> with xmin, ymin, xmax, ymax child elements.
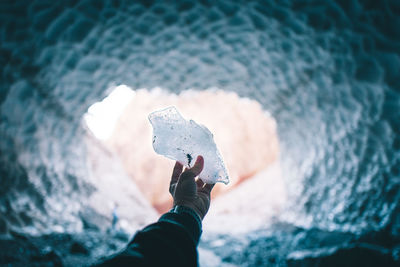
<box><xmin>84</xmin><ymin>85</ymin><xmax>286</xmax><ymax>234</ymax></box>
<box><xmin>84</xmin><ymin>85</ymin><xmax>136</xmax><ymax>140</ymax></box>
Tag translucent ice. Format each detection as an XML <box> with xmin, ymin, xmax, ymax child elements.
<box><xmin>148</xmin><ymin>106</ymin><xmax>229</xmax><ymax>184</ymax></box>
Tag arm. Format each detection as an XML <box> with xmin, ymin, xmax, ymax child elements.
<box><xmin>95</xmin><ymin>156</ymin><xmax>214</xmax><ymax>267</ymax></box>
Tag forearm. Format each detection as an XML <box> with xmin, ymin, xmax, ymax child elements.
<box><xmin>95</xmin><ymin>207</ymin><xmax>202</xmax><ymax>267</ymax></box>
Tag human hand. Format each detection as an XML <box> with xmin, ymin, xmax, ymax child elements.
<box><xmin>169</xmin><ymin>155</ymin><xmax>215</xmax><ymax>220</ymax></box>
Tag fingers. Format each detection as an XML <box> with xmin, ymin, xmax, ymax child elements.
<box><xmin>171</xmin><ymin>161</ymin><xmax>183</xmax><ymax>184</ymax></box>
<box><xmin>179</xmin><ymin>155</ymin><xmax>204</xmax><ymax>181</ymax></box>
<box><xmin>169</xmin><ymin>183</ymin><xmax>176</xmax><ymax>195</ymax></box>
<box><xmin>170</xmin><ymin>162</ymin><xmax>183</xmax><ymax>195</ymax></box>
<box><xmin>196</xmin><ymin>178</ymin><xmax>205</xmax><ymax>188</ymax></box>
<box><xmin>201</xmin><ymin>183</ymin><xmax>215</xmax><ymax>194</ymax></box>
<box><xmin>189</xmin><ymin>155</ymin><xmax>204</xmax><ymax>177</ymax></box>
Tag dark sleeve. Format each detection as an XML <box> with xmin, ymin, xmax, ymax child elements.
<box><xmin>94</xmin><ymin>206</ymin><xmax>202</xmax><ymax>267</ymax></box>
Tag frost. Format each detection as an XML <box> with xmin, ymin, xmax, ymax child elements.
<box><xmin>148</xmin><ymin>106</ymin><xmax>229</xmax><ymax>184</ymax></box>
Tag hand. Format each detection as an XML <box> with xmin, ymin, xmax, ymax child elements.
<box><xmin>169</xmin><ymin>156</ymin><xmax>215</xmax><ymax>220</ymax></box>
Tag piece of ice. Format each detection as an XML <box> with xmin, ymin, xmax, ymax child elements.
<box><xmin>148</xmin><ymin>106</ymin><xmax>229</xmax><ymax>184</ymax></box>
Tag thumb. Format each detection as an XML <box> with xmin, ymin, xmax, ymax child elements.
<box><xmin>174</xmin><ymin>156</ymin><xmax>204</xmax><ymax>199</ymax></box>
<box><xmin>178</xmin><ymin>155</ymin><xmax>204</xmax><ymax>182</ymax></box>
<box><xmin>188</xmin><ymin>155</ymin><xmax>204</xmax><ymax>177</ymax></box>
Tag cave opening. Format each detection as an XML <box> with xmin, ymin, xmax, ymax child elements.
<box><xmin>1</xmin><ymin>0</ymin><xmax>399</xmax><ymax>265</ymax></box>
<box><xmin>83</xmin><ymin>84</ymin><xmax>286</xmax><ymax>234</ymax></box>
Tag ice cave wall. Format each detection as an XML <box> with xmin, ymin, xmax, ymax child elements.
<box><xmin>0</xmin><ymin>0</ymin><xmax>399</xmax><ymax>237</ymax></box>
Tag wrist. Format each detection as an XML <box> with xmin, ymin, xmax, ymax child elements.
<box><xmin>173</xmin><ymin>205</ymin><xmax>203</xmax><ymax>225</ymax></box>
<box><xmin>159</xmin><ymin>206</ymin><xmax>203</xmax><ymax>244</ymax></box>
<box><xmin>173</xmin><ymin>199</ymin><xmax>205</xmax><ymax>220</ymax></box>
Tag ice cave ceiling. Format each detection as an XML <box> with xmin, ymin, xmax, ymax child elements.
<box><xmin>0</xmin><ymin>0</ymin><xmax>400</xmax><ymax>264</ymax></box>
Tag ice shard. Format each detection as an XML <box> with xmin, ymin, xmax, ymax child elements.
<box><xmin>148</xmin><ymin>106</ymin><xmax>229</xmax><ymax>184</ymax></box>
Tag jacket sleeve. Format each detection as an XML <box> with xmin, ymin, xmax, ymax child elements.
<box><xmin>94</xmin><ymin>206</ymin><xmax>202</xmax><ymax>267</ymax></box>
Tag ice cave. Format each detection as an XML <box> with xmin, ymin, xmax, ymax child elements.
<box><xmin>0</xmin><ymin>0</ymin><xmax>399</xmax><ymax>266</ymax></box>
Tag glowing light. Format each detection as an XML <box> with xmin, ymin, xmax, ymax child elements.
<box><xmin>85</xmin><ymin>87</ymin><xmax>285</xmax><ymax>233</ymax></box>
<box><xmin>84</xmin><ymin>85</ymin><xmax>136</xmax><ymax>140</ymax></box>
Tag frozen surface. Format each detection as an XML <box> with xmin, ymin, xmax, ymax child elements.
<box><xmin>149</xmin><ymin>106</ymin><xmax>229</xmax><ymax>184</ymax></box>
<box><xmin>0</xmin><ymin>0</ymin><xmax>399</xmax><ymax>265</ymax></box>
<box><xmin>1</xmin><ymin>0</ymin><xmax>398</xmax><ymax>236</ymax></box>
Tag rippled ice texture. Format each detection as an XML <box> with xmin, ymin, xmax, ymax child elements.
<box><xmin>0</xmin><ymin>0</ymin><xmax>399</xmax><ymax>240</ymax></box>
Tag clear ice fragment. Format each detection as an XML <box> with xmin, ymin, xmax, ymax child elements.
<box><xmin>148</xmin><ymin>106</ymin><xmax>229</xmax><ymax>184</ymax></box>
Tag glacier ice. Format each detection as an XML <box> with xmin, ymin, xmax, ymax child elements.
<box><xmin>1</xmin><ymin>2</ymin><xmax>400</xmax><ymax>265</ymax></box>
<box><xmin>148</xmin><ymin>106</ymin><xmax>229</xmax><ymax>184</ymax></box>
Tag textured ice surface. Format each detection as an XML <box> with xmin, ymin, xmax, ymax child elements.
<box><xmin>0</xmin><ymin>0</ymin><xmax>399</xmax><ymax>261</ymax></box>
<box><xmin>149</xmin><ymin>106</ymin><xmax>229</xmax><ymax>184</ymax></box>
